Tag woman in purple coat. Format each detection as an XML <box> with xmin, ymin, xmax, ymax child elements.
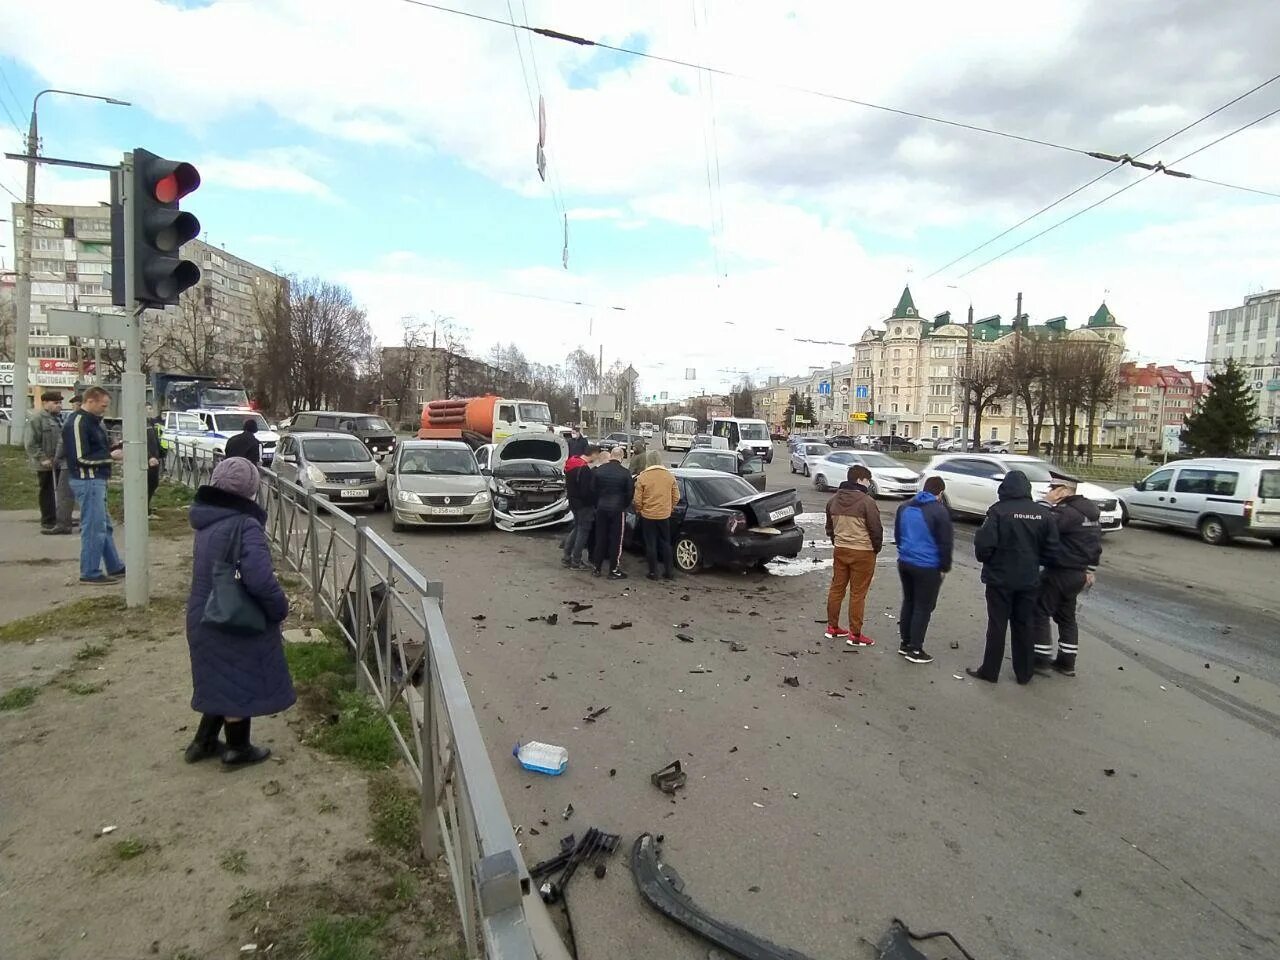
<box><xmin>183</xmin><ymin>457</ymin><xmax>295</xmax><ymax>769</ymax></box>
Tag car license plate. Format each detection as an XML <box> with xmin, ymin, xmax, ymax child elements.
<box><xmin>432</xmin><ymin>506</ymin><xmax>464</xmax><ymax>516</ymax></box>
<box><xmin>769</xmin><ymin>506</ymin><xmax>794</xmax><ymax>522</ymax></box>
<box><xmin>339</xmin><ymin>489</ymin><xmax>369</xmax><ymax>499</ymax></box>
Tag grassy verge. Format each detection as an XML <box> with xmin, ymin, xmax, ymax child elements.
<box><xmin>0</xmin><ymin>595</ymin><xmax>185</xmax><ymax>645</ymax></box>
<box><xmin>0</xmin><ymin>448</ymin><xmax>39</xmax><ymax>511</ymax></box>
<box><xmin>0</xmin><ymin>686</ymin><xmax>40</xmax><ymax>711</ymax></box>
<box><xmin>107</xmin><ymin>479</ymin><xmax>195</xmax><ymax>539</ymax></box>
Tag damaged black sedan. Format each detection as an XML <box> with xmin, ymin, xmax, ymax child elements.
<box><xmin>625</xmin><ymin>468</ymin><xmax>802</xmax><ymax>572</ymax></box>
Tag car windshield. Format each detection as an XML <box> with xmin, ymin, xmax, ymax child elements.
<box><xmin>203</xmin><ymin>387</ymin><xmax>249</xmax><ymax>407</ymax></box>
<box><xmin>304</xmin><ymin>438</ymin><xmax>372</xmax><ymax>463</ymax></box>
<box><xmin>684</xmin><ymin>451</ymin><xmax>737</xmax><ymax>472</ymax></box>
<box><xmin>518</xmin><ymin>402</ymin><xmax>552</xmax><ymax>423</ymax></box>
<box><xmin>356</xmin><ymin>417</ymin><xmax>391</xmax><ymax>431</ymax></box>
<box><xmin>805</xmin><ymin>444</ymin><xmax>833</xmax><ymax>457</ymax></box>
<box><xmin>859</xmin><ymin>453</ymin><xmax>900</xmax><ymax>468</ymax></box>
<box><xmin>691</xmin><ymin>475</ymin><xmax>757</xmax><ymax>504</ymax></box>
<box><xmin>212</xmin><ymin>413</ymin><xmax>270</xmax><ymax>432</ymax></box>
<box><xmin>739</xmin><ymin>423</ymin><xmax>769</xmax><ymax>440</ymax></box>
<box><xmin>398</xmin><ymin>447</ymin><xmax>477</xmax><ymax>475</ymax></box>
<box><xmin>1003</xmin><ymin>459</ymin><xmax>1055</xmax><ymax>482</ymax></box>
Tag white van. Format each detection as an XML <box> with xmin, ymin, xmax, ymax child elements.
<box><xmin>1115</xmin><ymin>458</ymin><xmax>1280</xmax><ymax>545</ymax></box>
<box><xmin>710</xmin><ymin>417</ymin><xmax>773</xmax><ymax>463</ymax></box>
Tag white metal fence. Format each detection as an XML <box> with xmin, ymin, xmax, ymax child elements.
<box><xmin>170</xmin><ymin>439</ymin><xmax>564</xmax><ymax>959</ymax></box>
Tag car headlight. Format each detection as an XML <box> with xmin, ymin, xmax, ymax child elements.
<box><xmin>494</xmin><ymin>478</ymin><xmax>515</xmax><ymax>496</ymax></box>
<box><xmin>375</xmin><ymin>464</ymin><xmax>386</xmax><ymax>482</ymax></box>
<box><xmin>472</xmin><ymin>490</ymin><xmax>491</xmax><ymax>504</ymax></box>
<box><xmin>305</xmin><ymin>464</ymin><xmax>326</xmax><ymax>484</ymax></box>
<box><xmin>396</xmin><ymin>489</ymin><xmax>422</xmax><ymax>504</ymax></box>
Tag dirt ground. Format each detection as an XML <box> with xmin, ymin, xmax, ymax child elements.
<box><xmin>0</xmin><ymin>506</ymin><xmax>462</xmax><ymax>960</ymax></box>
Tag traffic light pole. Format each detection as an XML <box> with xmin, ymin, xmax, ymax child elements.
<box><xmin>120</xmin><ymin>151</ymin><xmax>150</xmax><ymax>608</ymax></box>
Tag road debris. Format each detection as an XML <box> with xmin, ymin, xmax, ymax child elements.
<box><xmin>651</xmin><ymin>760</ymin><xmax>687</xmax><ymax>795</ymax></box>
<box><xmin>566</xmin><ymin>601</ymin><xmax>593</xmax><ymax>613</ymax></box>
<box><xmin>677</xmin><ymin>632</ymin><xmax>697</xmax><ymax>643</ymax></box>
<box><xmin>1103</xmin><ymin>768</ymin><xmax>1116</xmax><ymax>777</ymax></box>
<box><xmin>783</xmin><ymin>676</ymin><xmax>800</xmax><ymax>687</ymax></box>
<box><xmin>583</xmin><ymin>705</ymin><xmax>611</xmax><ymax>723</ymax></box>
<box><xmin>98</xmin><ymin>825</ymin><xmax>117</xmax><ymax>837</ymax></box>
<box><xmin>562</xmin><ymin>803</ymin><xmax>575</xmax><ymax>821</ymax></box>
<box><xmin>471</xmin><ymin>614</ymin><xmax>486</xmax><ymax>621</ymax></box>
<box><xmin>689</xmin><ymin>665</ymin><xmax>712</xmax><ymax>674</ymax></box>
<box><xmin>513</xmin><ymin>741</ymin><xmax>569</xmax><ymax>776</ymax></box>
<box><xmin>610</xmin><ymin>621</ymin><xmax>633</xmax><ymax>630</ymax></box>
<box><xmin>530</xmin><ymin>827</ymin><xmax>621</xmax><ymax>903</ymax></box>
<box><xmin>573</xmin><ymin>620</ymin><xmax>600</xmax><ymax>626</ymax></box>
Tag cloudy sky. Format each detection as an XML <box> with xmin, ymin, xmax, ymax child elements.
<box><xmin>3</xmin><ymin>0</ymin><xmax>1279</xmax><ymax>399</ymax></box>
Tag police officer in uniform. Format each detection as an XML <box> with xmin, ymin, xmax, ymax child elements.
<box><xmin>1033</xmin><ymin>476</ymin><xmax>1102</xmax><ymax>677</ymax></box>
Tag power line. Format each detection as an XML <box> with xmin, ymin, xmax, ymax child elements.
<box><xmin>956</xmin><ymin>105</ymin><xmax>1280</xmax><ymax>279</ymax></box>
<box><xmin>0</xmin><ymin>64</ymin><xmax>24</xmax><ymax>136</ymax></box>
<box><xmin>926</xmin><ymin>71</ymin><xmax>1280</xmax><ymax>279</ymax></box>
<box><xmin>517</xmin><ymin>0</ymin><xmax>569</xmax><ymax>222</ymax></box>
<box><xmin>396</xmin><ymin>0</ymin><xmax>1099</xmax><ymax>159</ymax></box>
<box><xmin>692</xmin><ymin>0</ymin><xmax>724</xmax><ymax>281</ymax></box>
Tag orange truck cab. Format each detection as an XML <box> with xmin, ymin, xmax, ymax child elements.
<box><xmin>418</xmin><ymin>396</ymin><xmax>554</xmax><ymax>448</ymax></box>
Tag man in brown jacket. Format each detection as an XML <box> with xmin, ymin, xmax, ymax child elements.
<box><xmin>633</xmin><ymin>454</ymin><xmax>680</xmax><ymax>580</ymax></box>
<box><xmin>824</xmin><ymin>464</ymin><xmax>883</xmax><ymax>645</ymax></box>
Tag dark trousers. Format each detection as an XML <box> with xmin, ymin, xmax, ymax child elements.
<box><xmin>980</xmin><ymin>585</ymin><xmax>1038</xmax><ymax>683</ymax></box>
<box><xmin>55</xmin><ymin>467</ymin><xmax>74</xmax><ymax>529</ymax></box>
<box><xmin>639</xmin><ymin>515</ymin><xmax>673</xmax><ymax>577</ymax></box>
<box><xmin>37</xmin><ymin>470</ymin><xmax>57</xmax><ymax>527</ymax></box>
<box><xmin>897</xmin><ymin>562</ymin><xmax>943</xmax><ymax>652</ymax></box>
<box><xmin>593</xmin><ymin>509</ymin><xmax>625</xmax><ymax>572</ymax></box>
<box><xmin>565</xmin><ymin>506</ymin><xmax>596</xmax><ymax>563</ymax></box>
<box><xmin>1034</xmin><ymin>567</ymin><xmax>1087</xmax><ymax>661</ymax></box>
<box><xmin>147</xmin><ymin>466</ymin><xmax>160</xmax><ymax>510</ymax></box>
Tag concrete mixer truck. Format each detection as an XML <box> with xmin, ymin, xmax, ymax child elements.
<box><xmin>417</xmin><ymin>396</ymin><xmax>554</xmax><ymax>448</ymax></box>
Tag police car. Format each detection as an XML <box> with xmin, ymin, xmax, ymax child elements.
<box><xmin>164</xmin><ymin>408</ymin><xmax>279</xmax><ymax>464</ymax></box>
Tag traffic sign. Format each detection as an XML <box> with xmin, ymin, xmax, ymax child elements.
<box><xmin>850</xmin><ymin>412</ymin><xmax>868</xmax><ymax>422</ymax></box>
<box><xmin>45</xmin><ymin>309</ymin><xmax>128</xmax><ymax>342</ymax></box>
<box><xmin>622</xmin><ymin>365</ymin><xmax>639</xmax><ymax>386</ymax></box>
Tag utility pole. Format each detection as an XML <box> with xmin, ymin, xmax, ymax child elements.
<box><xmin>1011</xmin><ymin>291</ymin><xmax>1023</xmax><ymax>447</ymax></box>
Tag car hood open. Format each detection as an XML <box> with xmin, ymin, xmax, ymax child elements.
<box><xmin>493</xmin><ymin>433</ymin><xmax>567</xmax><ymax>465</ymax></box>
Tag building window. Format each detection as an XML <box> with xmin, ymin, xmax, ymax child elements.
<box><xmin>35</xmin><ymin>216</ymin><xmax>62</xmax><ymax>230</ymax></box>
<box><xmin>893</xmin><ymin>349</ymin><xmax>901</xmax><ymax>359</ymax></box>
<box><xmin>931</xmin><ymin>426</ymin><xmax>939</xmax><ymax>438</ymax></box>
<box><xmin>891</xmin><ymin>403</ymin><xmax>899</xmax><ymax>413</ymax></box>
<box><xmin>892</xmin><ymin>367</ymin><xmax>900</xmax><ymax>377</ymax></box>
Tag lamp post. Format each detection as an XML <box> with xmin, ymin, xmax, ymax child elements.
<box><xmin>948</xmin><ymin>284</ymin><xmax>975</xmax><ymax>451</ymax></box>
<box><xmin>10</xmin><ymin>88</ymin><xmax>130</xmax><ymax>444</ymax></box>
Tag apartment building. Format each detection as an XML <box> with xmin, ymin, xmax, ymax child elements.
<box><xmin>1205</xmin><ymin>290</ymin><xmax>1280</xmax><ymax>442</ymax></box>
<box><xmin>1104</xmin><ymin>363</ymin><xmax>1200</xmax><ymax>451</ymax></box>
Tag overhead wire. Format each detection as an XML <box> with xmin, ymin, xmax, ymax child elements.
<box><xmin>703</xmin><ymin>0</ymin><xmax>727</xmax><ymax>280</ymax></box>
<box><xmin>925</xmin><ymin>70</ymin><xmax>1280</xmax><ymax>279</ymax></box>
<box><xmin>0</xmin><ymin>64</ymin><xmax>24</xmax><ymax>137</ymax></box>
<box><xmin>691</xmin><ymin>0</ymin><xmax>724</xmax><ymax>282</ymax></box>
<box><xmin>956</xmin><ymin>104</ymin><xmax>1280</xmax><ymax>279</ymax></box>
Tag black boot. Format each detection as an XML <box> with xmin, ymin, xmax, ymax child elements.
<box><xmin>1053</xmin><ymin>654</ymin><xmax>1077</xmax><ymax>677</ymax></box>
<box><xmin>183</xmin><ymin>714</ymin><xmax>225</xmax><ymax>763</ymax></box>
<box><xmin>221</xmin><ymin>719</ymin><xmax>271</xmax><ymax>769</ymax></box>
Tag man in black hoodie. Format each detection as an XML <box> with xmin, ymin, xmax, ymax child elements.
<box><xmin>968</xmin><ymin>470</ymin><xmax>1059</xmax><ymax>684</ymax></box>
<box><xmin>592</xmin><ymin>446</ymin><xmax>635</xmax><ymax>580</ymax></box>
<box><xmin>1033</xmin><ymin>477</ymin><xmax>1102</xmax><ymax>677</ymax></box>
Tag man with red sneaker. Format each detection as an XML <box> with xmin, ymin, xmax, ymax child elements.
<box><xmin>824</xmin><ymin>465</ymin><xmax>883</xmax><ymax>646</ymax></box>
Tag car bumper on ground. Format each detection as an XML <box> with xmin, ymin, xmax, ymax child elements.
<box><xmin>394</xmin><ymin>502</ymin><xmax>492</xmax><ymax>526</ymax></box>
<box><xmin>711</xmin><ymin>525</ymin><xmax>804</xmax><ymax>565</ymax></box>
<box><xmin>492</xmin><ymin>498</ymin><xmax>573</xmax><ymax>532</ymax></box>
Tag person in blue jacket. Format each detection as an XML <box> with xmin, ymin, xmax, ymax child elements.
<box><xmin>893</xmin><ymin>476</ymin><xmax>954</xmax><ymax>664</ymax></box>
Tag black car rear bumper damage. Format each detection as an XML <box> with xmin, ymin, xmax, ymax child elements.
<box><xmin>630</xmin><ymin>833</ymin><xmax>817</xmax><ymax>960</ymax></box>
<box><xmin>711</xmin><ymin>526</ymin><xmax>804</xmax><ymax>564</ymax></box>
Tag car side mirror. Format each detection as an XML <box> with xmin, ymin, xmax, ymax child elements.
<box><xmin>386</xmin><ymin>461</ymin><xmax>397</xmax><ymax>473</ymax></box>
<box><xmin>670</xmin><ymin>462</ymin><xmax>680</xmax><ymax>469</ymax></box>
<box><xmin>1134</xmin><ymin>480</ymin><xmax>1145</xmax><ymax>492</ymax></box>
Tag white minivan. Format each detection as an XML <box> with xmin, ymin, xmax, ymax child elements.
<box><xmin>1115</xmin><ymin>458</ymin><xmax>1280</xmax><ymax>545</ymax></box>
<box><xmin>710</xmin><ymin>417</ymin><xmax>773</xmax><ymax>463</ymax></box>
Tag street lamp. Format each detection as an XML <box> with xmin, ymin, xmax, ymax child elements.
<box><xmin>10</xmin><ymin>88</ymin><xmax>130</xmax><ymax>444</ymax></box>
<box><xmin>947</xmin><ymin>283</ymin><xmax>975</xmax><ymax>451</ymax></box>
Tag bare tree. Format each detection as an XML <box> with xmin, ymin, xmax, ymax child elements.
<box><xmin>1001</xmin><ymin>334</ymin><xmax>1051</xmax><ymax>453</ymax></box>
<box><xmin>956</xmin><ymin>350</ymin><xmax>1012</xmax><ymax>447</ymax></box>
<box><xmin>1077</xmin><ymin>342</ymin><xmax>1121</xmax><ymax>463</ymax></box>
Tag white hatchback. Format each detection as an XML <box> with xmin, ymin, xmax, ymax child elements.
<box><xmin>922</xmin><ymin>453</ymin><xmax>1123</xmax><ymax>531</ymax></box>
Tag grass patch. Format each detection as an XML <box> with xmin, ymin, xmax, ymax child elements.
<box><xmin>107</xmin><ymin>480</ymin><xmax>195</xmax><ymax>538</ymax></box>
<box><xmin>229</xmin><ymin>887</ymin><xmax>267</xmax><ymax>920</ymax></box>
<box><xmin>285</xmin><ymin>637</ymin><xmax>353</xmax><ymax>686</ymax></box>
<box><xmin>113</xmin><ymin>837</ymin><xmax>154</xmax><ymax>861</ymax></box>
<box><xmin>303</xmin><ymin>915</ymin><xmax>386</xmax><ymax>960</ymax></box>
<box><xmin>0</xmin><ymin>595</ymin><xmax>183</xmax><ymax>644</ymax></box>
<box><xmin>220</xmin><ymin>848</ymin><xmax>249</xmax><ymax>875</ymax></box>
<box><xmin>310</xmin><ymin>692</ymin><xmax>409</xmax><ymax>769</ymax></box>
<box><xmin>74</xmin><ymin>641</ymin><xmax>111</xmax><ymax>661</ymax></box>
<box><xmin>0</xmin><ymin>686</ymin><xmax>40</xmax><ymax>711</ymax></box>
<box><xmin>368</xmin><ymin>771</ymin><xmax>419</xmax><ymax>857</ymax></box>
<box><xmin>391</xmin><ymin>871</ymin><xmax>419</xmax><ymax>903</ymax></box>
<box><xmin>0</xmin><ymin>448</ymin><xmax>39</xmax><ymax>511</ymax></box>
<box><xmin>63</xmin><ymin>679</ymin><xmax>107</xmax><ymax>696</ymax></box>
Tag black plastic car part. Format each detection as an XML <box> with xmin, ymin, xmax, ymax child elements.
<box><xmin>630</xmin><ymin>833</ymin><xmax>817</xmax><ymax>960</ymax></box>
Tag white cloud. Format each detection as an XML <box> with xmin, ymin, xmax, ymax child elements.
<box><xmin>198</xmin><ymin>149</ymin><xmax>333</xmax><ymax>199</ymax></box>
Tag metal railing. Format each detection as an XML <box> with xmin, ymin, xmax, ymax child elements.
<box><xmin>170</xmin><ymin>439</ymin><xmax>562</xmax><ymax>959</ymax></box>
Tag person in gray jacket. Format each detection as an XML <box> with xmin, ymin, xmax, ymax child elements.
<box><xmin>25</xmin><ymin>391</ymin><xmax>65</xmax><ymax>533</ymax></box>
<box><xmin>50</xmin><ymin>397</ymin><xmax>79</xmax><ymax>533</ymax></box>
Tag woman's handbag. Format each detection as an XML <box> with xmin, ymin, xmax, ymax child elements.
<box><xmin>201</xmin><ymin>518</ymin><xmax>267</xmax><ymax>636</ymax></box>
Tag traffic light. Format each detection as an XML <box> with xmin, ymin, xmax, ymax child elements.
<box><xmin>112</xmin><ymin>148</ymin><xmax>201</xmax><ymax>307</ymax></box>
<box><xmin>867</xmin><ymin>412</ymin><xmax>876</xmax><ymax>426</ymax></box>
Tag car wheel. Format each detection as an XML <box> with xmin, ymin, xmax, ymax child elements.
<box><xmin>391</xmin><ymin>519</ymin><xmax>405</xmax><ymax>533</ymax></box>
<box><xmin>814</xmin><ymin>473</ymin><xmax>827</xmax><ymax>492</ymax></box>
<box><xmin>674</xmin><ymin>535</ymin><xmax>702</xmax><ymax>573</ymax></box>
<box><xmin>1270</xmin><ymin>537</ymin><xmax>1280</xmax><ymax>548</ymax></box>
<box><xmin>1119</xmin><ymin>502</ymin><xmax>1130</xmax><ymax>527</ymax></box>
<box><xmin>803</xmin><ymin>463</ymin><xmax>810</xmax><ymax>477</ymax></box>
<box><xmin>789</xmin><ymin>461</ymin><xmax>796</xmax><ymax>474</ymax></box>
<box><xmin>1198</xmin><ymin>515</ymin><xmax>1231</xmax><ymax>546</ymax></box>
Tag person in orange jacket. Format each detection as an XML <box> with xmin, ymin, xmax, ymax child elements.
<box><xmin>633</xmin><ymin>454</ymin><xmax>680</xmax><ymax>580</ymax></box>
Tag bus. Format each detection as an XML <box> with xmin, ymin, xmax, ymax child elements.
<box><xmin>662</xmin><ymin>415</ymin><xmax>699</xmax><ymax>452</ymax></box>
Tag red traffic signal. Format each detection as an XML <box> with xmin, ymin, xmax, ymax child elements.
<box><xmin>127</xmin><ymin>148</ymin><xmax>202</xmax><ymax>307</ymax></box>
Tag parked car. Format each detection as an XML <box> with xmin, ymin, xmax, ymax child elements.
<box><xmin>182</xmin><ymin>409</ymin><xmax>280</xmax><ymax>465</ymax></box>
<box><xmin>788</xmin><ymin>433</ymin><xmax>823</xmax><ymax>452</ymax></box>
<box><xmin>827</xmin><ymin>434</ymin><xmax>859</xmax><ymax>448</ymax></box>
<box><xmin>913</xmin><ymin>437</ymin><xmax>939</xmax><ymax>450</ymax></box>
<box><xmin>602</xmin><ymin>432</ymin><xmax>648</xmax><ymax>457</ymax></box>
<box><xmin>979</xmin><ymin>439</ymin><xmax>1012</xmax><ymax>454</ymax></box>
<box><xmin>387</xmin><ymin>439</ymin><xmax>491</xmax><ymax>531</ymax></box>
<box><xmin>285</xmin><ymin>410</ymin><xmax>398</xmax><ymax>461</ymax></box>
<box><xmin>624</xmin><ymin>469</ymin><xmax>803</xmax><ymax>572</ymax></box>
<box><xmin>690</xmin><ymin>434</ymin><xmax>714</xmax><ymax>449</ymax></box>
<box><xmin>678</xmin><ymin>448</ymin><xmax>767</xmax><ymax>492</ymax></box>
<box><xmin>274</xmin><ymin>431</ymin><xmax>387</xmax><ymax>509</ymax></box>
<box><xmin>922</xmin><ymin>453</ymin><xmax>1123</xmax><ymax>531</ymax></box>
<box><xmin>874</xmin><ymin>435</ymin><xmax>918</xmax><ymax>453</ymax></box>
<box><xmin>934</xmin><ymin>438</ymin><xmax>962</xmax><ymax>452</ymax></box>
<box><xmin>770</xmin><ymin>428</ymin><xmax>788</xmax><ymax>442</ymax></box>
<box><xmin>475</xmin><ymin>434</ymin><xmax>572</xmax><ymax>532</ymax></box>
<box><xmin>810</xmin><ymin>450</ymin><xmax>920</xmax><ymax>497</ymax></box>
<box><xmin>1114</xmin><ymin>458</ymin><xmax>1280</xmax><ymax>545</ymax></box>
<box><xmin>789</xmin><ymin>442</ymin><xmax>834</xmax><ymax>476</ymax></box>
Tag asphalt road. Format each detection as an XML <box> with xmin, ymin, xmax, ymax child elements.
<box><xmin>368</xmin><ymin>445</ymin><xmax>1280</xmax><ymax>960</ymax></box>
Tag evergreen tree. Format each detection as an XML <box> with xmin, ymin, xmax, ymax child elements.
<box><xmin>1181</xmin><ymin>359</ymin><xmax>1259</xmax><ymax>456</ymax></box>
<box><xmin>785</xmin><ymin>391</ymin><xmax>802</xmax><ymax>425</ymax></box>
<box><xmin>802</xmin><ymin>396</ymin><xmax>817</xmax><ymax>424</ymax></box>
